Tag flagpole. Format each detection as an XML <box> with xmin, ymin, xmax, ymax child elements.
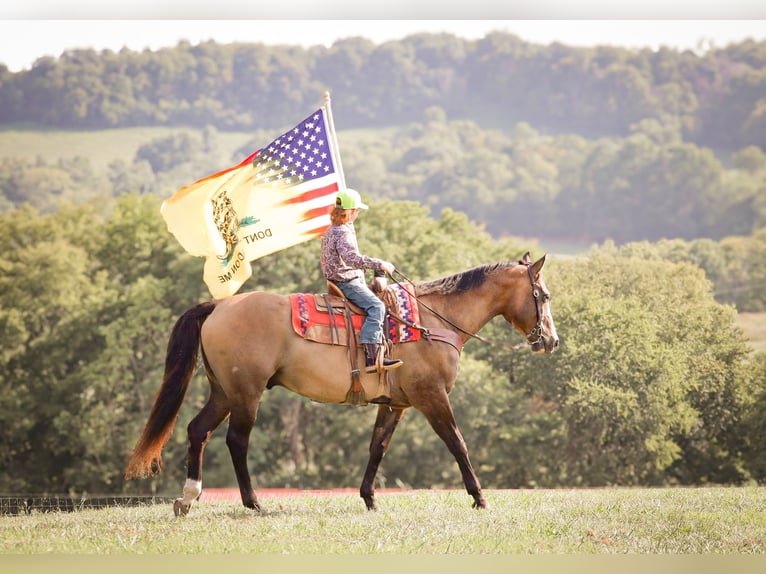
<box><xmin>323</xmin><ymin>91</ymin><xmax>347</xmax><ymax>189</ymax></box>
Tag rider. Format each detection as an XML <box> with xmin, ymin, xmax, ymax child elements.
<box><xmin>320</xmin><ymin>188</ymin><xmax>403</xmax><ymax>373</ymax></box>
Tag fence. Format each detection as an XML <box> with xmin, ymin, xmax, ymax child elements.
<box><xmin>0</xmin><ymin>494</ymin><xmax>174</xmax><ymax>515</ymax></box>
<box><xmin>1</xmin><ymin>488</ymin><xmax>408</xmax><ymax>515</ymax></box>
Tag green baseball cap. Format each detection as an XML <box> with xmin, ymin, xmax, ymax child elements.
<box><xmin>336</xmin><ymin>188</ymin><xmax>369</xmax><ymax>210</ymax></box>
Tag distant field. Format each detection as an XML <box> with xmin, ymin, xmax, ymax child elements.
<box><xmin>0</xmin><ymin>127</ymin><xmax>254</xmax><ymax>173</ymax></box>
<box><xmin>0</xmin><ymin>126</ymin><xmax>397</xmax><ymax>175</ymax></box>
<box><xmin>537</xmin><ymin>239</ymin><xmax>594</xmax><ymax>256</ymax></box>
<box><xmin>736</xmin><ymin>312</ymin><xmax>766</xmax><ymax>354</ymax></box>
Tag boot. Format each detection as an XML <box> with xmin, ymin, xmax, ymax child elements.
<box><xmin>364</xmin><ymin>343</ymin><xmax>403</xmax><ymax>373</ymax></box>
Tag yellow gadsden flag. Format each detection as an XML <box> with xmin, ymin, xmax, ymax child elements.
<box><xmin>161</xmin><ymin>105</ymin><xmax>344</xmax><ymax>299</ymax></box>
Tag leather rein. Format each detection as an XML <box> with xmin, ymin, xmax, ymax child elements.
<box><xmin>388</xmin><ymin>264</ymin><xmax>545</xmax><ymax>352</ymax></box>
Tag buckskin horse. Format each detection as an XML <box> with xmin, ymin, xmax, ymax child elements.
<box><xmin>124</xmin><ymin>252</ymin><xmax>558</xmax><ymax>515</ymax></box>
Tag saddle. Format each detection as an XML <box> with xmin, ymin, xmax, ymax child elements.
<box><xmin>313</xmin><ymin>291</ymin><xmax>363</xmax><ymax>322</ymax></box>
<box><xmin>290</xmin><ymin>281</ymin><xmax>424</xmax><ymax>347</ymax></box>
<box><xmin>289</xmin><ymin>279</ymin><xmax>421</xmax><ymax>405</ymax></box>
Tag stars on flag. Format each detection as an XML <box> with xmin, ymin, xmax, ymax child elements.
<box><xmin>252</xmin><ymin>110</ymin><xmax>336</xmax><ymax>188</ymax></box>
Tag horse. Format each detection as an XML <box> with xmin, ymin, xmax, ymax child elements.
<box><xmin>124</xmin><ymin>252</ymin><xmax>559</xmax><ymax>515</ymax></box>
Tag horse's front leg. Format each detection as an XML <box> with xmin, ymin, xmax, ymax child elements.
<box><xmin>226</xmin><ymin>402</ymin><xmax>262</xmax><ymax>511</ymax></box>
<box><xmin>360</xmin><ymin>405</ymin><xmax>407</xmax><ymax>510</ymax></box>
<box><xmin>420</xmin><ymin>396</ymin><xmax>487</xmax><ymax>509</ymax></box>
<box><xmin>174</xmin><ymin>393</ymin><xmax>230</xmax><ymax>517</ymax></box>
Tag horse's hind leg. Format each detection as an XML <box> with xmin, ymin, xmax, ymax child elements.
<box><xmin>226</xmin><ymin>400</ymin><xmax>262</xmax><ymax>511</ymax></box>
<box><xmin>360</xmin><ymin>406</ymin><xmax>406</xmax><ymax>511</ymax></box>
<box><xmin>174</xmin><ymin>388</ymin><xmax>230</xmax><ymax>517</ymax></box>
<box><xmin>419</xmin><ymin>397</ymin><xmax>487</xmax><ymax>509</ymax></box>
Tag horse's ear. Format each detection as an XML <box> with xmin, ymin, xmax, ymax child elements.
<box><xmin>531</xmin><ymin>254</ymin><xmax>547</xmax><ymax>279</ymax></box>
<box><xmin>521</xmin><ymin>251</ymin><xmax>532</xmax><ymax>264</ymax></box>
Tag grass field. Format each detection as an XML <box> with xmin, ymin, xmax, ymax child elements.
<box><xmin>0</xmin><ymin>127</ymin><xmax>254</xmax><ymax>173</ymax></box>
<box><xmin>2</xmin><ymin>487</ymin><xmax>766</xmax><ymax>555</ymax></box>
<box><xmin>736</xmin><ymin>312</ymin><xmax>766</xmax><ymax>354</ymax></box>
<box><xmin>0</xmin><ymin>126</ymin><xmax>395</xmax><ymax>175</ymax></box>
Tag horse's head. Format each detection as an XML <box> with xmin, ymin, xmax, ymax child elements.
<box><xmin>504</xmin><ymin>252</ymin><xmax>559</xmax><ymax>354</ymax></box>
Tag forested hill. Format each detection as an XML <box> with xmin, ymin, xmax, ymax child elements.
<box><xmin>1</xmin><ymin>32</ymin><xmax>765</xmax><ymax>152</ymax></box>
<box><xmin>1</xmin><ymin>32</ymin><xmax>765</xmax><ymax>261</ymax></box>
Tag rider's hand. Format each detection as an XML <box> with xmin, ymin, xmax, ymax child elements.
<box><xmin>380</xmin><ymin>261</ymin><xmax>395</xmax><ymax>276</ymax></box>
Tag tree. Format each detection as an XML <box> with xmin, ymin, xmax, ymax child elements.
<box><xmin>134</xmin><ymin>132</ymin><xmax>203</xmax><ymax>173</ymax></box>
<box><xmin>0</xmin><ymin>195</ymin><xmax>204</xmax><ymax>493</ymax></box>
<box><xmin>0</xmin><ymin>203</ymin><xmax>116</xmax><ymax>492</ymax></box>
<box><xmin>478</xmin><ymin>246</ymin><xmax>753</xmax><ymax>486</ymax></box>
<box><xmin>740</xmin><ymin>352</ymin><xmax>766</xmax><ymax>482</ymax></box>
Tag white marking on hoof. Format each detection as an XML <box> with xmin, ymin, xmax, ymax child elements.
<box><xmin>182</xmin><ymin>479</ymin><xmax>202</xmax><ymax>506</ymax></box>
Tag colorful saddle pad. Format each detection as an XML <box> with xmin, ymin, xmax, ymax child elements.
<box><xmin>289</xmin><ymin>283</ymin><xmax>422</xmax><ymax>345</ymax></box>
<box><xmin>386</xmin><ymin>283</ymin><xmax>421</xmax><ymax>343</ymax></box>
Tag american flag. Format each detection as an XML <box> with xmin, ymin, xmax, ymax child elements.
<box><xmin>253</xmin><ymin>109</ymin><xmax>336</xmax><ymax>187</ymax></box>
<box><xmin>161</xmin><ymin>104</ymin><xmax>345</xmax><ymax>299</ymax></box>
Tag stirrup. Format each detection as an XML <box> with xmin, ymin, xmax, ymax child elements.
<box><xmin>380</xmin><ymin>357</ymin><xmax>403</xmax><ymax>371</ymax></box>
<box><xmin>365</xmin><ymin>357</ymin><xmax>403</xmax><ymax>373</ymax></box>
<box><xmin>364</xmin><ymin>343</ymin><xmax>403</xmax><ymax>373</ymax></box>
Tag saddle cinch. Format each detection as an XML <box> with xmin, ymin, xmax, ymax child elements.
<box><xmin>289</xmin><ymin>278</ymin><xmax>423</xmax><ymax>406</ymax></box>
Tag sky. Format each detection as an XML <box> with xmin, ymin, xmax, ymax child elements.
<box><xmin>1</xmin><ymin>3</ymin><xmax>766</xmax><ymax>73</ymax></box>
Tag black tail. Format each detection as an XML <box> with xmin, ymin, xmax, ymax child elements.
<box><xmin>124</xmin><ymin>302</ymin><xmax>216</xmax><ymax>479</ymax></box>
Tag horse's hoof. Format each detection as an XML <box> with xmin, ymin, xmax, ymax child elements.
<box><xmin>173</xmin><ymin>498</ymin><xmax>191</xmax><ymax>517</ymax></box>
<box><xmin>243</xmin><ymin>498</ymin><xmax>262</xmax><ymax>512</ymax></box>
<box><xmin>472</xmin><ymin>498</ymin><xmax>488</xmax><ymax>510</ymax></box>
<box><xmin>362</xmin><ymin>496</ymin><xmax>377</xmax><ymax>511</ymax></box>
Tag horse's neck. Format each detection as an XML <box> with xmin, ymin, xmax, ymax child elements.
<box><xmin>421</xmin><ymin>282</ymin><xmax>503</xmax><ymax>336</ymax></box>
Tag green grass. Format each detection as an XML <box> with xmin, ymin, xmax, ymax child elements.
<box><xmin>2</xmin><ymin>488</ymin><xmax>766</xmax><ymax>554</ymax></box>
<box><xmin>0</xmin><ymin>126</ymin><xmax>397</xmax><ymax>176</ymax></box>
<box><xmin>0</xmin><ymin>127</ymin><xmax>254</xmax><ymax>173</ymax></box>
<box><xmin>736</xmin><ymin>312</ymin><xmax>766</xmax><ymax>354</ymax></box>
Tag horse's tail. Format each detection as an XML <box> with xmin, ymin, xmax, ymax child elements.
<box><xmin>124</xmin><ymin>301</ymin><xmax>216</xmax><ymax>479</ymax></box>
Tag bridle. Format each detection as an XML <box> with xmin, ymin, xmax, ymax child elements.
<box><xmin>524</xmin><ymin>263</ymin><xmax>546</xmax><ymax>347</ymax></box>
<box><xmin>389</xmin><ymin>263</ymin><xmax>546</xmax><ymax>351</ymax></box>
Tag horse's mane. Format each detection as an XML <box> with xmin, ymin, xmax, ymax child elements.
<box><xmin>416</xmin><ymin>260</ymin><xmax>520</xmax><ymax>296</ymax></box>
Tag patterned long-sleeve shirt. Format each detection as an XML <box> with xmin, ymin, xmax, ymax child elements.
<box><xmin>321</xmin><ymin>222</ymin><xmax>383</xmax><ymax>282</ymax></box>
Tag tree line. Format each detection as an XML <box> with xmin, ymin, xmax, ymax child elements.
<box><xmin>0</xmin><ymin>194</ymin><xmax>764</xmax><ymax>495</ymax></box>
<box><xmin>2</xmin><ymin>33</ymin><xmax>764</xmax><ymax>296</ymax></box>
<box><xmin>1</xmin><ymin>32</ymin><xmax>765</xmax><ymax>153</ymax></box>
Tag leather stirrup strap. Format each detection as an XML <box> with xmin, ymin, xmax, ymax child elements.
<box><xmin>345</xmin><ymin>304</ymin><xmax>361</xmax><ymax>391</ymax></box>
<box><xmin>327</xmin><ymin>281</ymin><xmax>365</xmax><ymax>404</ymax></box>
<box><xmin>322</xmin><ymin>294</ymin><xmax>340</xmax><ymax>345</ymax></box>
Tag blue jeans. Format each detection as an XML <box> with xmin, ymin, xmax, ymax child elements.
<box><xmin>334</xmin><ymin>277</ymin><xmax>386</xmax><ymax>344</ymax></box>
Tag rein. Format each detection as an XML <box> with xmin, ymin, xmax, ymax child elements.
<box><xmin>388</xmin><ymin>266</ymin><xmax>543</xmax><ymax>352</ymax></box>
